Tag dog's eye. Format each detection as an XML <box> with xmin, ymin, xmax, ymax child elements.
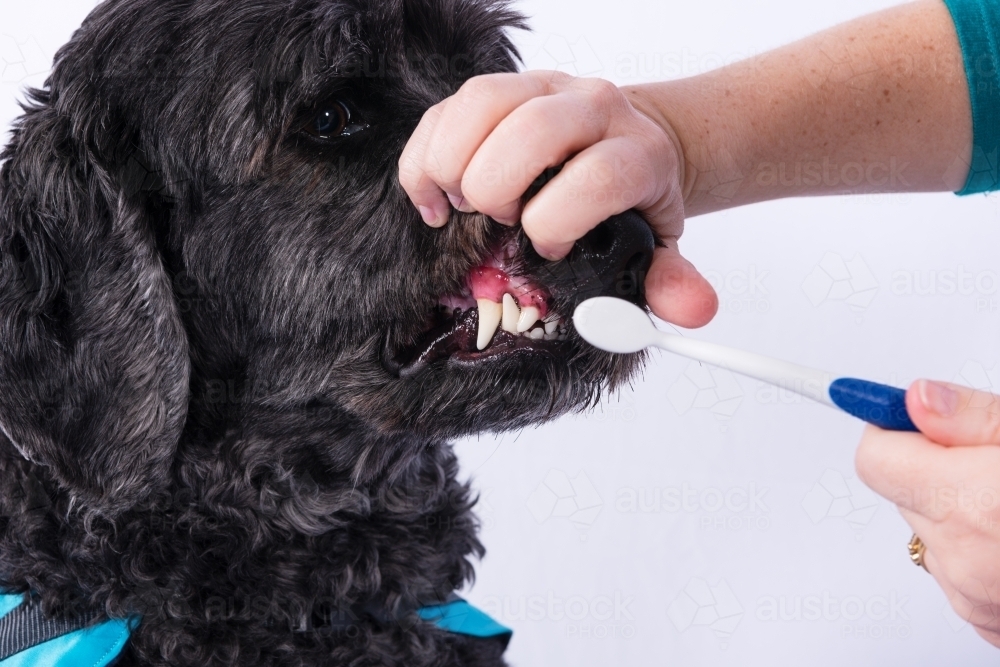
<box><xmin>304</xmin><ymin>101</ymin><xmax>367</xmax><ymax>139</ymax></box>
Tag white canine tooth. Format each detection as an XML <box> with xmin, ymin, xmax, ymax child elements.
<box><xmin>501</xmin><ymin>294</ymin><xmax>520</xmax><ymax>333</ymax></box>
<box><xmin>476</xmin><ymin>298</ymin><xmax>502</xmax><ymax>350</ymax></box>
<box><xmin>515</xmin><ymin>306</ymin><xmax>541</xmax><ymax>333</ymax></box>
<box><xmin>528</xmin><ymin>328</ymin><xmax>545</xmax><ymax>340</ymax></box>
<box><xmin>543</xmin><ymin>332</ymin><xmax>558</xmax><ymax>341</ymax></box>
<box><xmin>544</xmin><ymin>321</ymin><xmax>558</xmax><ymax>335</ymax></box>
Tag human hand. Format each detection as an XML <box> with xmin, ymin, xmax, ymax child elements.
<box><xmin>397</xmin><ymin>70</ymin><xmax>718</xmax><ymax>328</ymax></box>
<box><xmin>856</xmin><ymin>380</ymin><xmax>1000</xmax><ymax>647</ymax></box>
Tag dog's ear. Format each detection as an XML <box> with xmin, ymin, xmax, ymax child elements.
<box><xmin>0</xmin><ymin>89</ymin><xmax>189</xmax><ymax>514</ymax></box>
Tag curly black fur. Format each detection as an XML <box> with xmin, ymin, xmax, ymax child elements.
<box><xmin>0</xmin><ymin>1</ymin><xmax>648</xmax><ymax>665</ymax></box>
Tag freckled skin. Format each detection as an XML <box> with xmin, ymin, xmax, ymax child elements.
<box><xmin>622</xmin><ymin>0</ymin><xmax>972</xmax><ymax>215</ymax></box>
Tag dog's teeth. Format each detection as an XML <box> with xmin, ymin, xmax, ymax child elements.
<box><xmin>543</xmin><ymin>311</ymin><xmax>560</xmax><ymax>323</ymax></box>
<box><xmin>515</xmin><ymin>306</ymin><xmax>540</xmax><ymax>332</ymax></box>
<box><xmin>501</xmin><ymin>294</ymin><xmax>520</xmax><ymax>333</ymax></box>
<box><xmin>476</xmin><ymin>298</ymin><xmax>502</xmax><ymax>350</ymax></box>
<box><xmin>544</xmin><ymin>320</ymin><xmax>558</xmax><ymax>335</ymax></box>
<box><xmin>528</xmin><ymin>328</ymin><xmax>545</xmax><ymax>340</ymax></box>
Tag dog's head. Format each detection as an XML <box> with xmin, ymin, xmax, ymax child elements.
<box><xmin>0</xmin><ymin>0</ymin><xmax>653</xmax><ymax>514</ymax></box>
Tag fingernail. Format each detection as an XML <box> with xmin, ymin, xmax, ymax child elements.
<box><xmin>417</xmin><ymin>205</ymin><xmax>438</xmax><ymax>225</ymax></box>
<box><xmin>919</xmin><ymin>380</ymin><xmax>958</xmax><ymax>417</ymax></box>
<box><xmin>534</xmin><ymin>244</ymin><xmax>567</xmax><ymax>262</ymax></box>
<box><xmin>447</xmin><ymin>192</ymin><xmax>465</xmax><ymax>210</ymax></box>
<box><xmin>418</xmin><ymin>201</ymin><xmax>450</xmax><ymax>227</ymax></box>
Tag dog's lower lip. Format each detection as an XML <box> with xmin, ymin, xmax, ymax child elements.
<box><xmin>386</xmin><ymin>307</ymin><xmax>566</xmax><ymax>377</ymax></box>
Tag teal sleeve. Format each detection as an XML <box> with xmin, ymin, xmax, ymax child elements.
<box><xmin>943</xmin><ymin>0</ymin><xmax>1000</xmax><ymax>194</ymax></box>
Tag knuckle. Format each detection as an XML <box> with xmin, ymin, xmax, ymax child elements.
<box><xmin>580</xmin><ymin>77</ymin><xmax>622</xmax><ymax>110</ymax></box>
<box><xmin>460</xmin><ymin>171</ymin><xmax>514</xmax><ymax>219</ymax></box>
<box><xmin>853</xmin><ymin>431</ymin><xmax>882</xmax><ymax>486</ymax></box>
<box><xmin>397</xmin><ymin>154</ymin><xmax>420</xmax><ymax>183</ymax></box>
<box><xmin>460</xmin><ymin>172</ymin><xmax>492</xmax><ymax>206</ymax></box>
<box><xmin>421</xmin><ymin>148</ymin><xmax>457</xmax><ymax>186</ymax></box>
<box><xmin>457</xmin><ymin>72</ymin><xmax>506</xmax><ymax>103</ymax></box>
<box><xmin>984</xmin><ymin>404</ymin><xmax>1000</xmax><ymax>444</ymax></box>
<box><xmin>520</xmin><ymin>214</ymin><xmax>563</xmax><ymax>247</ymax></box>
<box><xmin>534</xmin><ymin>69</ymin><xmax>574</xmax><ymax>90</ymax></box>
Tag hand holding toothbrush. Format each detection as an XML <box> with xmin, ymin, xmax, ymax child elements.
<box><xmin>856</xmin><ymin>381</ymin><xmax>1000</xmax><ymax>648</ymax></box>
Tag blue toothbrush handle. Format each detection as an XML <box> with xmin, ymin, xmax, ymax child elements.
<box><xmin>828</xmin><ymin>378</ymin><xmax>918</xmax><ymax>432</ymax></box>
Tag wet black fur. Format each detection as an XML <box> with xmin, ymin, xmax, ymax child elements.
<box><xmin>0</xmin><ymin>0</ymin><xmax>645</xmax><ymax>665</ymax></box>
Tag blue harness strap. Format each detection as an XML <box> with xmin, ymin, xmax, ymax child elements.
<box><xmin>0</xmin><ymin>592</ymin><xmax>508</xmax><ymax>663</ymax></box>
<box><xmin>417</xmin><ymin>598</ymin><xmax>512</xmax><ymax>647</ymax></box>
<box><xmin>0</xmin><ymin>594</ymin><xmax>134</xmax><ymax>667</ymax></box>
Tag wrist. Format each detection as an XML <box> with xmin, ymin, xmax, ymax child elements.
<box><xmin>620</xmin><ymin>83</ymin><xmax>694</xmax><ymax>216</ymax></box>
<box><xmin>621</xmin><ymin>77</ymin><xmax>759</xmax><ymax>218</ymax></box>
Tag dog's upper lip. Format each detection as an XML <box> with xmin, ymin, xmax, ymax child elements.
<box><xmin>382</xmin><ymin>240</ymin><xmax>569</xmax><ymax>377</ymax></box>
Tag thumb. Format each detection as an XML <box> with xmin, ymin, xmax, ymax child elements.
<box><xmin>906</xmin><ymin>379</ymin><xmax>1000</xmax><ymax>447</ymax></box>
<box><xmin>644</xmin><ymin>245</ymin><xmax>718</xmax><ymax>328</ymax></box>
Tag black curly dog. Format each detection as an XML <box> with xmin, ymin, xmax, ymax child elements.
<box><xmin>0</xmin><ymin>0</ymin><xmax>654</xmax><ymax>664</ymax></box>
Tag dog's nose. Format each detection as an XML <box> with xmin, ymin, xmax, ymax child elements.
<box><xmin>564</xmin><ymin>210</ymin><xmax>655</xmax><ymax>302</ymax></box>
<box><xmin>531</xmin><ymin>209</ymin><xmax>655</xmax><ymax>311</ymax></box>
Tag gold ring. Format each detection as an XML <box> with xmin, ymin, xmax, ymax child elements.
<box><xmin>908</xmin><ymin>533</ymin><xmax>928</xmax><ymax>572</ymax></box>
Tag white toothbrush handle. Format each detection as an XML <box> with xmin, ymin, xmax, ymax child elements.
<box><xmin>653</xmin><ymin>331</ymin><xmax>835</xmax><ymax>406</ymax></box>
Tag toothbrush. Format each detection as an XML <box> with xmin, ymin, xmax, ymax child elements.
<box><xmin>572</xmin><ymin>297</ymin><xmax>918</xmax><ymax>432</ymax></box>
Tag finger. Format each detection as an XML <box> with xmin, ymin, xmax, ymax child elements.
<box><xmin>521</xmin><ymin>136</ymin><xmax>668</xmax><ymax>260</ymax></box>
<box><xmin>920</xmin><ymin>555</ymin><xmax>1000</xmax><ymax>644</ymax></box>
<box><xmin>906</xmin><ymin>379</ymin><xmax>1000</xmax><ymax>447</ymax></box>
<box><xmin>909</xmin><ymin>519</ymin><xmax>948</xmax><ymax>586</ymax></box>
<box><xmin>922</xmin><ymin>546</ymin><xmax>941</xmax><ymax>577</ymax></box>
<box><xmin>895</xmin><ymin>516</ymin><xmax>959</xmax><ymax>613</ymax></box>
<box><xmin>855</xmin><ymin>424</ymin><xmax>962</xmax><ymax>516</ymax></box>
<box><xmin>422</xmin><ymin>72</ymin><xmax>558</xmax><ymax>211</ymax></box>
<box><xmin>976</xmin><ymin>627</ymin><xmax>1000</xmax><ymax>649</ymax></box>
<box><xmin>461</xmin><ymin>90</ymin><xmax>612</xmax><ymax>224</ymax></box>
<box><xmin>857</xmin><ymin>423</ymin><xmax>1000</xmax><ymax>519</ymax></box>
<box><xmin>898</xmin><ymin>513</ymin><xmax>1000</xmax><ymax>639</ymax></box>
<box><xmin>898</xmin><ymin>506</ymin><xmax>939</xmax><ymax>557</ymax></box>
<box><xmin>644</xmin><ymin>245</ymin><xmax>718</xmax><ymax>328</ymax></box>
<box><xmin>398</xmin><ymin>100</ymin><xmax>452</xmax><ymax>226</ymax></box>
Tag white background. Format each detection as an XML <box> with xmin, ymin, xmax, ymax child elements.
<box><xmin>3</xmin><ymin>1</ymin><xmax>999</xmax><ymax>665</ymax></box>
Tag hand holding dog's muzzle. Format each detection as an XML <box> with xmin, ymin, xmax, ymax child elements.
<box><xmin>397</xmin><ymin>70</ymin><xmax>718</xmax><ymax>329</ymax></box>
